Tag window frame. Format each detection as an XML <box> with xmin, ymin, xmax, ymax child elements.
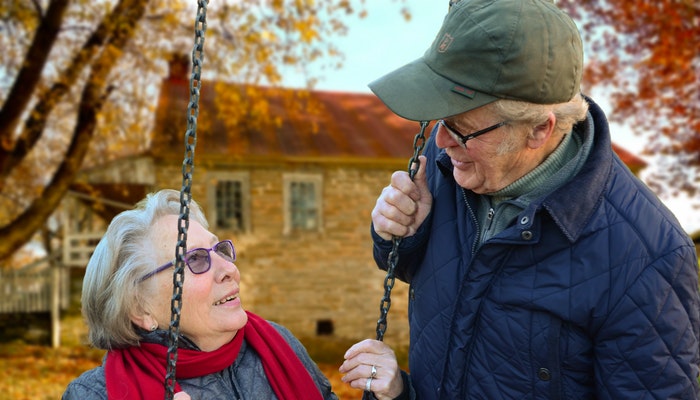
<box><xmin>282</xmin><ymin>172</ymin><xmax>323</xmax><ymax>235</ymax></box>
<box><xmin>206</xmin><ymin>171</ymin><xmax>251</xmax><ymax>233</ymax></box>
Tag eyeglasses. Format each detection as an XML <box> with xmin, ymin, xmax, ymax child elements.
<box><xmin>439</xmin><ymin>119</ymin><xmax>507</xmax><ymax>147</ymax></box>
<box><xmin>140</xmin><ymin>240</ymin><xmax>236</xmax><ymax>282</ymax></box>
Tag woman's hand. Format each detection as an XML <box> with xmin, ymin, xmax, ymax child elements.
<box><xmin>339</xmin><ymin>339</ymin><xmax>404</xmax><ymax>400</ymax></box>
<box><xmin>174</xmin><ymin>391</ymin><xmax>191</xmax><ymax>400</ymax></box>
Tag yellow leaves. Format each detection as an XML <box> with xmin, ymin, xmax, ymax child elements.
<box><xmin>295</xmin><ymin>0</ymin><xmax>317</xmax><ymax>14</ymax></box>
<box><xmin>259</xmin><ymin>29</ymin><xmax>276</xmax><ymax>42</ymax></box>
<box><xmin>282</xmin><ymin>54</ymin><xmax>299</xmax><ymax>65</ymax></box>
<box><xmin>294</xmin><ymin>17</ymin><xmax>320</xmax><ymax>43</ymax></box>
<box><xmin>250</xmin><ymin>92</ymin><xmax>271</xmax><ymax>118</ymax></box>
<box><xmin>1</xmin><ymin>0</ymin><xmax>40</xmax><ymax>31</ymax></box>
<box><xmin>264</xmin><ymin>64</ymin><xmax>282</xmax><ymax>85</ymax></box>
<box><xmin>211</xmin><ymin>82</ymin><xmax>246</xmax><ymax>132</ymax></box>
<box><xmin>271</xmin><ymin>0</ymin><xmax>284</xmax><ymax>12</ymax></box>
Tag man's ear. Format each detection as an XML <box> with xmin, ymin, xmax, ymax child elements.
<box><xmin>527</xmin><ymin>112</ymin><xmax>556</xmax><ymax>149</ymax></box>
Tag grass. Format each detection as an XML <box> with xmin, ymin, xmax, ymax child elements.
<box><xmin>0</xmin><ymin>313</ymin><xmax>407</xmax><ymax>399</ymax></box>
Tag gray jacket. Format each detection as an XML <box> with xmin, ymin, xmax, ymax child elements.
<box><xmin>62</xmin><ymin>321</ymin><xmax>337</xmax><ymax>400</ymax></box>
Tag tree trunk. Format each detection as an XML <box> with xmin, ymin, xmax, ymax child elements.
<box><xmin>0</xmin><ymin>0</ymin><xmax>147</xmax><ymax>185</ymax></box>
<box><xmin>0</xmin><ymin>0</ymin><xmax>149</xmax><ymax>261</ymax></box>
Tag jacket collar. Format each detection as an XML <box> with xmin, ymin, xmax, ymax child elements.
<box><xmin>541</xmin><ymin>96</ymin><xmax>612</xmax><ymax>242</ymax></box>
<box><xmin>139</xmin><ymin>327</ymin><xmax>201</xmax><ymax>350</ymax></box>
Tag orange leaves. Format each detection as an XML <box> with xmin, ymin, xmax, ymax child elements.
<box><xmin>558</xmin><ymin>0</ymin><xmax>700</xmax><ymax>196</ymax></box>
<box><xmin>0</xmin><ymin>345</ymin><xmax>101</xmax><ymax>398</ymax></box>
<box><xmin>0</xmin><ymin>314</ymin><xmax>104</xmax><ymax>399</ymax></box>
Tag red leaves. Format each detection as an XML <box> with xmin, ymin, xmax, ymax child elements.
<box><xmin>558</xmin><ymin>0</ymin><xmax>700</xmax><ymax>196</ymax></box>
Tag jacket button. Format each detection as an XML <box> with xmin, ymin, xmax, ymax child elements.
<box><xmin>521</xmin><ymin>230</ymin><xmax>533</xmax><ymax>240</ymax></box>
<box><xmin>537</xmin><ymin>367</ymin><xmax>551</xmax><ymax>381</ymax></box>
<box><xmin>409</xmin><ymin>287</ymin><xmax>415</xmax><ymax>300</ymax></box>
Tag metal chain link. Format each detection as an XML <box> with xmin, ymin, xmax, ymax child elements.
<box><xmin>164</xmin><ymin>1</ymin><xmax>208</xmax><ymax>399</ymax></box>
<box><xmin>165</xmin><ymin>2</ymin><xmax>424</xmax><ymax>395</ymax></box>
<box><xmin>364</xmin><ymin>121</ymin><xmax>428</xmax><ymax>399</ymax></box>
<box><xmin>374</xmin><ymin>120</ymin><xmax>428</xmax><ymax>342</ymax></box>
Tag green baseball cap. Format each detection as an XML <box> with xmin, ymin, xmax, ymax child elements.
<box><xmin>369</xmin><ymin>0</ymin><xmax>583</xmax><ymax>121</ymax></box>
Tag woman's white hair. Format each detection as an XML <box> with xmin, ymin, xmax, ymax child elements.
<box><xmin>487</xmin><ymin>93</ymin><xmax>589</xmax><ymax>154</ymax></box>
<box><xmin>81</xmin><ymin>189</ymin><xmax>208</xmax><ymax>349</ymax></box>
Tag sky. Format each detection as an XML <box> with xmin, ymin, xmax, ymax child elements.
<box><xmin>282</xmin><ymin>1</ymin><xmax>700</xmax><ymax>234</ymax></box>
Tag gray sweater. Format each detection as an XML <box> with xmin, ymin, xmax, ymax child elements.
<box><xmin>62</xmin><ymin>321</ymin><xmax>337</xmax><ymax>400</ymax></box>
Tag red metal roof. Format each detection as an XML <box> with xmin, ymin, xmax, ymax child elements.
<box><xmin>152</xmin><ymin>79</ymin><xmax>432</xmax><ymax>161</ymax></box>
<box><xmin>151</xmin><ymin>72</ymin><xmax>645</xmax><ymax>170</ymax></box>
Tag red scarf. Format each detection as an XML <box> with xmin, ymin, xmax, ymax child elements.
<box><xmin>105</xmin><ymin>312</ymin><xmax>323</xmax><ymax>400</ymax></box>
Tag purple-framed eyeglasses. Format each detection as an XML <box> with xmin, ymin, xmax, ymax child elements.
<box><xmin>439</xmin><ymin>119</ymin><xmax>508</xmax><ymax>147</ymax></box>
<box><xmin>139</xmin><ymin>240</ymin><xmax>236</xmax><ymax>282</ymax></box>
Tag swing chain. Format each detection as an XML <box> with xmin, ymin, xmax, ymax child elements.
<box><xmin>364</xmin><ymin>121</ymin><xmax>428</xmax><ymax>400</ymax></box>
<box><xmin>164</xmin><ymin>1</ymin><xmax>208</xmax><ymax>399</ymax></box>
<box><xmin>374</xmin><ymin>121</ymin><xmax>429</xmax><ymax>342</ymax></box>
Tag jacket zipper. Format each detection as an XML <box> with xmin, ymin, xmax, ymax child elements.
<box><xmin>462</xmin><ymin>188</ymin><xmax>480</xmax><ymax>255</ymax></box>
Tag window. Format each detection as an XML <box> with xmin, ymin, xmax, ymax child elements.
<box><xmin>290</xmin><ymin>181</ymin><xmax>317</xmax><ymax>229</ymax></box>
<box><xmin>283</xmin><ymin>173</ymin><xmax>322</xmax><ymax>234</ymax></box>
<box><xmin>316</xmin><ymin>319</ymin><xmax>334</xmax><ymax>336</ymax></box>
<box><xmin>207</xmin><ymin>172</ymin><xmax>250</xmax><ymax>232</ymax></box>
<box><xmin>216</xmin><ymin>181</ymin><xmax>243</xmax><ymax>229</ymax></box>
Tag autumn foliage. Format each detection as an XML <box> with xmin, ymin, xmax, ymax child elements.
<box><xmin>0</xmin><ymin>0</ymin><xmax>697</xmax><ymax>262</ymax></box>
<box><xmin>0</xmin><ymin>0</ymin><xmax>363</xmax><ymax>262</ymax></box>
<box><xmin>557</xmin><ymin>0</ymin><xmax>700</xmax><ymax>196</ymax></box>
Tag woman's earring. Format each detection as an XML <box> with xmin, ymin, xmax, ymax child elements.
<box><xmin>150</xmin><ymin>324</ymin><xmax>157</xmax><ymax>332</ymax></box>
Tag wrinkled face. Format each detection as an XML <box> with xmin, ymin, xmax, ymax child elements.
<box><xmin>435</xmin><ymin>106</ymin><xmax>534</xmax><ymax>194</ymax></box>
<box><xmin>145</xmin><ymin>214</ymin><xmax>247</xmax><ymax>351</ymax></box>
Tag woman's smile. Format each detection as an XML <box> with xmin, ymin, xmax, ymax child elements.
<box><xmin>213</xmin><ymin>292</ymin><xmax>241</xmax><ymax>307</ymax></box>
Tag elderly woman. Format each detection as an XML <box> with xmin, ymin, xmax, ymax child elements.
<box><xmin>62</xmin><ymin>189</ymin><xmax>410</xmax><ymax>400</ymax></box>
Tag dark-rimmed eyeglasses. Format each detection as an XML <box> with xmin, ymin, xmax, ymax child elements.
<box><xmin>140</xmin><ymin>240</ymin><xmax>236</xmax><ymax>282</ymax></box>
<box><xmin>439</xmin><ymin>119</ymin><xmax>507</xmax><ymax>146</ymax></box>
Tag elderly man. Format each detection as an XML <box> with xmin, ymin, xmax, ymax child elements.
<box><xmin>369</xmin><ymin>0</ymin><xmax>700</xmax><ymax>398</ymax></box>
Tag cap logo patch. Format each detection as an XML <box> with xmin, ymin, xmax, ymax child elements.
<box><xmin>451</xmin><ymin>85</ymin><xmax>476</xmax><ymax>98</ymax></box>
<box><xmin>438</xmin><ymin>34</ymin><xmax>454</xmax><ymax>53</ymax></box>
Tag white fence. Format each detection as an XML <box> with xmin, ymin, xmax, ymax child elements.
<box><xmin>0</xmin><ymin>269</ymin><xmax>52</xmax><ymax>313</ymax></box>
<box><xmin>63</xmin><ymin>233</ymin><xmax>103</xmax><ymax>267</ymax></box>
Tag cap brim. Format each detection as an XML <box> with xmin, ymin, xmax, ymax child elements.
<box><xmin>368</xmin><ymin>58</ymin><xmax>499</xmax><ymax>121</ymax></box>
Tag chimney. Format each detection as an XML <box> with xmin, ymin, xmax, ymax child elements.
<box><xmin>167</xmin><ymin>54</ymin><xmax>190</xmax><ymax>84</ymax></box>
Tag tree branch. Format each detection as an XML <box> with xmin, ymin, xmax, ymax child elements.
<box><xmin>0</xmin><ymin>0</ymin><xmax>148</xmax><ymax>260</ymax></box>
<box><xmin>0</xmin><ymin>0</ymin><xmax>69</xmax><ymax>154</ymax></box>
<box><xmin>0</xmin><ymin>0</ymin><xmax>147</xmax><ymax>180</ymax></box>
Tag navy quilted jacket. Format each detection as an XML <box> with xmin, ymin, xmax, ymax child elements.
<box><xmin>372</xmin><ymin>98</ymin><xmax>700</xmax><ymax>399</ymax></box>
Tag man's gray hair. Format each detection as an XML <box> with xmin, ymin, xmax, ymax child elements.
<box><xmin>489</xmin><ymin>93</ymin><xmax>589</xmax><ymax>154</ymax></box>
<box><xmin>81</xmin><ymin>189</ymin><xmax>208</xmax><ymax>349</ymax></box>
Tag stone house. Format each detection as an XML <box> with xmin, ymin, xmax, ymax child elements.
<box><xmin>64</xmin><ymin>58</ymin><xmax>647</xmax><ymax>347</ymax></box>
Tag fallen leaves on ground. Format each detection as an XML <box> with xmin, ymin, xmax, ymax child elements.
<box><xmin>0</xmin><ymin>342</ymin><xmax>104</xmax><ymax>399</ymax></box>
